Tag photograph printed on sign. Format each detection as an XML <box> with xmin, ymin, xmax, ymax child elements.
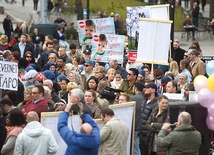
<box><xmin>77</xmin><ymin>18</ymin><xmax>115</xmax><ymax>46</ymax></box>
<box><xmin>91</xmin><ymin>34</ymin><xmax>125</xmax><ymax>64</ymax></box>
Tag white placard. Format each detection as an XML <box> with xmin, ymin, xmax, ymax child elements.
<box><xmin>163</xmin><ymin>93</ymin><xmax>184</xmax><ymax>101</ymax></box>
<box><xmin>0</xmin><ymin>61</ymin><xmax>18</xmax><ymax>91</ymax></box>
<box><xmin>136</xmin><ymin>19</ymin><xmax>172</xmax><ymax>65</ymax></box>
<box><xmin>146</xmin><ymin>4</ymin><xmax>169</xmax><ymax>20</ymax></box>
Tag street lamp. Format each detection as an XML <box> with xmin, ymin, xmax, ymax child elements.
<box><xmin>170</xmin><ymin>0</ymin><xmax>175</xmax><ymax>58</ymax></box>
<box><xmin>87</xmin><ymin>0</ymin><xmax>90</xmax><ymax>19</ymax></box>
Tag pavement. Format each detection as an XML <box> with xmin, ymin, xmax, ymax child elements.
<box><xmin>0</xmin><ymin>0</ymin><xmax>213</xmax><ymax>55</ymax></box>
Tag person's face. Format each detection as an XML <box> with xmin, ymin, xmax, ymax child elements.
<box><xmin>34</xmin><ymin>28</ymin><xmax>38</xmax><ymax>34</ymax></box>
<box><xmin>97</xmin><ymin>41</ymin><xmax>107</xmax><ymax>54</ymax></box>
<box><xmin>166</xmin><ymin>82</ymin><xmax>175</xmax><ymax>93</ymax></box>
<box><xmin>69</xmin><ymin>92</ymin><xmax>79</xmax><ymax>103</ymax></box>
<box><xmin>118</xmin><ymin>95</ymin><xmax>128</xmax><ymax>104</ymax></box>
<box><xmin>108</xmin><ymin>72</ymin><xmax>115</xmax><ymax>81</ymax></box>
<box><xmin>45</xmin><ymin>92</ymin><xmax>52</xmax><ymax>102</ymax></box>
<box><xmin>94</xmin><ymin>70</ymin><xmax>103</xmax><ymax>79</ymax></box>
<box><xmin>83</xmin><ymin>53</ymin><xmax>91</xmax><ymax>60</ymax></box>
<box><xmin>88</xmin><ymin>79</ymin><xmax>97</xmax><ymax>89</ymax></box>
<box><xmin>60</xmin><ymin>80</ymin><xmax>67</xmax><ymax>91</ymax></box>
<box><xmin>6</xmin><ymin>113</ymin><xmax>11</xmax><ymax>126</ymax></box>
<box><xmin>73</xmin><ymin>58</ymin><xmax>78</xmax><ymax>65</ymax></box>
<box><xmin>25</xmin><ymin>54</ymin><xmax>32</xmax><ymax>61</ymax></box>
<box><xmin>68</xmin><ymin>73</ymin><xmax>75</xmax><ymax>82</ymax></box>
<box><xmin>101</xmin><ymin>114</ymin><xmax>109</xmax><ymax>123</ymax></box>
<box><xmin>84</xmin><ymin>63</ymin><xmax>93</xmax><ymax>73</ymax></box>
<box><xmin>47</xmin><ymin>44</ymin><xmax>54</xmax><ymax>52</ymax></box>
<box><xmin>115</xmin><ymin>74</ymin><xmax>122</xmax><ymax>81</ymax></box>
<box><xmin>173</xmin><ymin>42</ymin><xmax>179</xmax><ymax>50</ymax></box>
<box><xmin>58</xmin><ymin>48</ymin><xmax>66</xmax><ymax>57</ymax></box>
<box><xmin>57</xmin><ymin>59</ymin><xmax>65</xmax><ymax>67</ymax></box>
<box><xmin>183</xmin><ymin>53</ymin><xmax>189</xmax><ymax>60</ymax></box>
<box><xmin>84</xmin><ymin>91</ymin><xmax>95</xmax><ymax>104</ymax></box>
<box><xmin>10</xmin><ymin>55</ymin><xmax>17</xmax><ymax>63</ymax></box>
<box><xmin>20</xmin><ymin>35</ymin><xmax>26</xmax><ymax>42</ymax></box>
<box><xmin>178</xmin><ymin>76</ymin><xmax>187</xmax><ymax>85</ymax></box>
<box><xmin>43</xmin><ymin>81</ymin><xmax>52</xmax><ymax>90</ymax></box>
<box><xmin>188</xmin><ymin>53</ymin><xmax>195</xmax><ymax>61</ymax></box>
<box><xmin>137</xmin><ymin>74</ymin><xmax>144</xmax><ymax>81</ymax></box>
<box><xmin>70</xmin><ymin>48</ymin><xmax>76</xmax><ymax>54</ymax></box>
<box><xmin>48</xmin><ymin>55</ymin><xmax>56</xmax><ymax>62</ymax></box>
<box><xmin>158</xmin><ymin>98</ymin><xmax>168</xmax><ymax>110</ymax></box>
<box><xmin>143</xmin><ymin>68</ymin><xmax>149</xmax><ymax>76</ymax></box>
<box><xmin>179</xmin><ymin>62</ymin><xmax>185</xmax><ymax>70</ymax></box>
<box><xmin>24</xmin><ymin>90</ymin><xmax>32</xmax><ymax>101</ymax></box>
<box><xmin>144</xmin><ymin>87</ymin><xmax>155</xmax><ymax>97</ymax></box>
<box><xmin>32</xmin><ymin>87</ymin><xmax>42</xmax><ymax>100</ymax></box>
<box><xmin>49</xmin><ymin>65</ymin><xmax>56</xmax><ymax>72</ymax></box>
<box><xmin>127</xmin><ymin>71</ymin><xmax>135</xmax><ymax>81</ymax></box>
<box><xmin>109</xmin><ymin>61</ymin><xmax>115</xmax><ymax>68</ymax></box>
<box><xmin>45</xmin><ymin>36</ymin><xmax>51</xmax><ymax>42</ymax></box>
<box><xmin>84</xmin><ymin>25</ymin><xmax>94</xmax><ymax>38</ymax></box>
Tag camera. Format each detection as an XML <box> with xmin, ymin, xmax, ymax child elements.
<box><xmin>170</xmin><ymin>124</ymin><xmax>176</xmax><ymax>130</ymax></box>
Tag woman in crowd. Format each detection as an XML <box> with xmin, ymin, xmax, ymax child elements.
<box><xmin>62</xmin><ymin>82</ymin><xmax>78</xmax><ymax>103</ymax></box>
<box><xmin>24</xmin><ymin>70</ymin><xmax>40</xmax><ymax>87</ymax></box>
<box><xmin>84</xmin><ymin>90</ymin><xmax>101</xmax><ymax>119</ymax></box>
<box><xmin>165</xmin><ymin>61</ymin><xmax>179</xmax><ymax>83</ymax></box>
<box><xmin>1</xmin><ymin>108</ymin><xmax>26</xmax><ymax>155</ymax></box>
<box><xmin>86</xmin><ymin>76</ymin><xmax>99</xmax><ymax>92</ymax></box>
<box><xmin>68</xmin><ymin>71</ymin><xmax>84</xmax><ymax>90</ymax></box>
<box><xmin>72</xmin><ymin>56</ymin><xmax>84</xmax><ymax>73</ymax></box>
<box><xmin>14</xmin><ymin>22</ymin><xmax>22</xmax><ymax>41</ymax></box>
<box><xmin>177</xmin><ymin>73</ymin><xmax>189</xmax><ymax>94</ymax></box>
<box><xmin>142</xmin><ymin>65</ymin><xmax>154</xmax><ymax>83</ymax></box>
<box><xmin>64</xmin><ymin>63</ymin><xmax>74</xmax><ymax>76</ymax></box>
<box><xmin>24</xmin><ymin>51</ymin><xmax>35</xmax><ymax>67</ymax></box>
<box><xmin>42</xmin><ymin>35</ymin><xmax>53</xmax><ymax>52</ymax></box>
<box><xmin>192</xmin><ymin>41</ymin><xmax>202</xmax><ymax>55</ymax></box>
<box><xmin>0</xmin><ymin>35</ymin><xmax>8</xmax><ymax>51</ymax></box>
<box><xmin>118</xmin><ymin>93</ymin><xmax>130</xmax><ymax>104</ymax></box>
<box><xmin>17</xmin><ymin>86</ymin><xmax>33</xmax><ymax>108</ymax></box>
<box><xmin>43</xmin><ymin>53</ymin><xmax>58</xmax><ymax>71</ymax></box>
<box><xmin>180</xmin><ymin>59</ymin><xmax>192</xmax><ymax>83</ymax></box>
<box><xmin>43</xmin><ymin>86</ymin><xmax>55</xmax><ymax>112</ymax></box>
<box><xmin>58</xmin><ymin>79</ymin><xmax>70</xmax><ymax>99</ymax></box>
<box><xmin>107</xmin><ymin>68</ymin><xmax>116</xmax><ymax>83</ymax></box>
<box><xmin>46</xmin><ymin>62</ymin><xmax>57</xmax><ymax>74</ymax></box>
<box><xmin>145</xmin><ymin>95</ymin><xmax>170</xmax><ymax>155</ymax></box>
<box><xmin>111</xmin><ymin>70</ymin><xmax>124</xmax><ymax>89</ymax></box>
<box><xmin>20</xmin><ymin>21</ymin><xmax>29</xmax><ymax>34</ymax></box>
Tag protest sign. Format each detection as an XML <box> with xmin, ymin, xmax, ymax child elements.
<box><xmin>91</xmin><ymin>33</ymin><xmax>125</xmax><ymax>63</ymax></box>
<box><xmin>0</xmin><ymin>61</ymin><xmax>18</xmax><ymax>91</ymax></box>
<box><xmin>77</xmin><ymin>18</ymin><xmax>115</xmax><ymax>46</ymax></box>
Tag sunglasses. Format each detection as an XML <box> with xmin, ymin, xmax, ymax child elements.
<box><xmin>84</xmin><ymin>64</ymin><xmax>89</xmax><ymax>67</ymax></box>
<box><xmin>26</xmin><ymin>56</ymin><xmax>32</xmax><ymax>58</ymax></box>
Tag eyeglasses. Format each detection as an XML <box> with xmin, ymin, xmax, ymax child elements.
<box><xmin>84</xmin><ymin>64</ymin><xmax>89</xmax><ymax>67</ymax></box>
<box><xmin>26</xmin><ymin>56</ymin><xmax>32</xmax><ymax>58</ymax></box>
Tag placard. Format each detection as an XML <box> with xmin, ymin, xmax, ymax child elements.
<box><xmin>0</xmin><ymin>61</ymin><xmax>18</xmax><ymax>91</ymax></box>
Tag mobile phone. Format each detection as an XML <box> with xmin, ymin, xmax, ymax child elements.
<box><xmin>170</xmin><ymin>124</ymin><xmax>176</xmax><ymax>130</ymax></box>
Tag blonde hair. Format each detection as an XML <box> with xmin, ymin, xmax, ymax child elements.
<box><xmin>107</xmin><ymin>68</ymin><xmax>116</xmax><ymax>76</ymax></box>
<box><xmin>169</xmin><ymin>61</ymin><xmax>179</xmax><ymax>76</ymax></box>
<box><xmin>0</xmin><ymin>35</ymin><xmax>8</xmax><ymax>42</ymax></box>
<box><xmin>67</xmin><ymin>82</ymin><xmax>78</xmax><ymax>91</ymax></box>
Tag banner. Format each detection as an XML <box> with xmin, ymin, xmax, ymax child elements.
<box><xmin>0</xmin><ymin>61</ymin><xmax>18</xmax><ymax>91</ymax></box>
<box><xmin>91</xmin><ymin>33</ymin><xmax>125</xmax><ymax>63</ymax></box>
<box><xmin>77</xmin><ymin>18</ymin><xmax>115</xmax><ymax>46</ymax></box>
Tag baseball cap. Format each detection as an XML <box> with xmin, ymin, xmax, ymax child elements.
<box><xmin>84</xmin><ymin>60</ymin><xmax>95</xmax><ymax>66</ymax></box>
<box><xmin>83</xmin><ymin>49</ymin><xmax>91</xmax><ymax>55</ymax></box>
<box><xmin>145</xmin><ymin>83</ymin><xmax>157</xmax><ymax>91</ymax></box>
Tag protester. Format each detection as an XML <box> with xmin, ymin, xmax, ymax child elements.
<box><xmin>99</xmin><ymin>108</ymin><xmax>129</xmax><ymax>155</ymax></box>
<box><xmin>156</xmin><ymin>112</ymin><xmax>201</xmax><ymax>154</ymax></box>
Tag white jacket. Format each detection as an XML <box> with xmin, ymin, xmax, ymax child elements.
<box><xmin>13</xmin><ymin>121</ymin><xmax>58</xmax><ymax>155</ymax></box>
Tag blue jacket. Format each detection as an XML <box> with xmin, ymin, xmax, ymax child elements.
<box><xmin>58</xmin><ymin>112</ymin><xmax>100</xmax><ymax>155</ymax></box>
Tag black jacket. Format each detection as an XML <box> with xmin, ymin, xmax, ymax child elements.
<box><xmin>3</xmin><ymin>17</ymin><xmax>13</xmax><ymax>33</ymax></box>
<box><xmin>11</xmin><ymin>42</ymin><xmax>34</xmax><ymax>57</ymax></box>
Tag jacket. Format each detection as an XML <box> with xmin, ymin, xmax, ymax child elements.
<box><xmin>99</xmin><ymin>117</ymin><xmax>129</xmax><ymax>155</ymax></box>
<box><xmin>156</xmin><ymin>124</ymin><xmax>201</xmax><ymax>155</ymax></box>
<box><xmin>11</xmin><ymin>42</ymin><xmax>34</xmax><ymax>57</ymax></box>
<box><xmin>58</xmin><ymin>112</ymin><xmax>100</xmax><ymax>155</ymax></box>
<box><xmin>13</xmin><ymin>121</ymin><xmax>58</xmax><ymax>155</ymax></box>
<box><xmin>190</xmin><ymin>59</ymin><xmax>206</xmax><ymax>80</ymax></box>
<box><xmin>145</xmin><ymin>107</ymin><xmax>170</xmax><ymax>155</ymax></box>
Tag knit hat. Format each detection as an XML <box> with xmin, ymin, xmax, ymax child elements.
<box><xmin>46</xmin><ymin>62</ymin><xmax>56</xmax><ymax>70</ymax></box>
<box><xmin>30</xmin><ymin>63</ymin><xmax>40</xmax><ymax>72</ymax></box>
<box><xmin>138</xmin><ymin>70</ymin><xmax>145</xmax><ymax>76</ymax></box>
<box><xmin>161</xmin><ymin>76</ymin><xmax>171</xmax><ymax>85</ymax></box>
<box><xmin>24</xmin><ymin>70</ymin><xmax>38</xmax><ymax>80</ymax></box>
<box><xmin>25</xmin><ymin>67</ymin><xmax>36</xmax><ymax>72</ymax></box>
<box><xmin>58</xmin><ymin>99</ymin><xmax>67</xmax><ymax>105</ymax></box>
<box><xmin>57</xmin><ymin>74</ymin><xmax>67</xmax><ymax>82</ymax></box>
<box><xmin>43</xmin><ymin>70</ymin><xmax>55</xmax><ymax>80</ymax></box>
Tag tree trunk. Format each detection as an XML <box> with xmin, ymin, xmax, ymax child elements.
<box><xmin>76</xmin><ymin>0</ymin><xmax>83</xmax><ymax>20</ymax></box>
<box><xmin>210</xmin><ymin>0</ymin><xmax>214</xmax><ymax>18</ymax></box>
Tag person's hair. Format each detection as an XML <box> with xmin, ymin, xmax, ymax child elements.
<box><xmin>134</xmin><ymin>82</ymin><xmax>145</xmax><ymax>92</ymax></box>
<box><xmin>85</xmin><ymin>19</ymin><xmax>95</xmax><ymax>28</ymax></box>
<box><xmin>95</xmin><ymin>66</ymin><xmax>106</xmax><ymax>74</ymax></box>
<box><xmin>3</xmin><ymin>91</ymin><xmax>19</xmax><ymax>106</ymax></box>
<box><xmin>86</xmin><ymin>76</ymin><xmax>99</xmax><ymax>90</ymax></box>
<box><xmin>12</xmin><ymin>51</ymin><xmax>21</xmax><ymax>61</ymax></box>
<box><xmin>59</xmin><ymin>46</ymin><xmax>66</xmax><ymax>51</ymax></box>
<box><xmin>25</xmin><ymin>86</ymin><xmax>33</xmax><ymax>95</ymax></box>
<box><xmin>110</xmin><ymin>60</ymin><xmax>118</xmax><ymax>66</ymax></box>
<box><xmin>153</xmin><ymin>68</ymin><xmax>164</xmax><ymax>79</ymax></box>
<box><xmin>107</xmin><ymin>68</ymin><xmax>116</xmax><ymax>76</ymax></box>
<box><xmin>73</xmin><ymin>56</ymin><xmax>80</xmax><ymax>64</ymax></box>
<box><xmin>97</xmin><ymin>80</ymin><xmax>109</xmax><ymax>92</ymax></box>
<box><xmin>169</xmin><ymin>61</ymin><xmax>179</xmax><ymax>76</ymax></box>
<box><xmin>48</xmin><ymin>53</ymin><xmax>57</xmax><ymax>61</ymax></box>
<box><xmin>165</xmin><ymin>72</ymin><xmax>174</xmax><ymax>80</ymax></box>
<box><xmin>43</xmin><ymin>86</ymin><xmax>51</xmax><ymax>97</ymax></box>
<box><xmin>168</xmin><ymin>81</ymin><xmax>177</xmax><ymax>91</ymax></box>
<box><xmin>99</xmin><ymin>34</ymin><xmax>107</xmax><ymax>43</ymax></box>
<box><xmin>3</xmin><ymin>50</ymin><xmax>11</xmax><ymax>59</ymax></box>
<box><xmin>62</xmin><ymin>79</ymin><xmax>70</xmax><ymax>84</ymax></box>
<box><xmin>180</xmin><ymin>59</ymin><xmax>189</xmax><ymax>69</ymax></box>
<box><xmin>67</xmin><ymin>82</ymin><xmax>78</xmax><ymax>91</ymax></box>
<box><xmin>58</xmin><ymin>56</ymin><xmax>66</xmax><ymax>63</ymax></box>
<box><xmin>178</xmin><ymin>112</ymin><xmax>192</xmax><ymax>124</ymax></box>
<box><xmin>115</xmin><ymin>70</ymin><xmax>123</xmax><ymax>76</ymax></box>
<box><xmin>69</xmin><ymin>71</ymin><xmax>84</xmax><ymax>88</ymax></box>
<box><xmin>129</xmin><ymin>68</ymin><xmax>139</xmax><ymax>77</ymax></box>
<box><xmin>34</xmin><ymin>85</ymin><xmax>45</xmax><ymax>96</ymax></box>
<box><xmin>44</xmin><ymin>79</ymin><xmax>53</xmax><ymax>88</ymax></box>
<box><xmin>85</xmin><ymin>90</ymin><xmax>97</xmax><ymax>102</ymax></box>
<box><xmin>119</xmin><ymin>93</ymin><xmax>130</xmax><ymax>102</ymax></box>
<box><xmin>45</xmin><ymin>35</ymin><xmax>53</xmax><ymax>41</ymax></box>
<box><xmin>24</xmin><ymin>51</ymin><xmax>33</xmax><ymax>57</ymax></box>
<box><xmin>141</xmin><ymin>65</ymin><xmax>150</xmax><ymax>71</ymax></box>
<box><xmin>158</xmin><ymin>95</ymin><xmax>169</xmax><ymax>102</ymax></box>
<box><xmin>69</xmin><ymin>43</ymin><xmax>76</xmax><ymax>49</ymax></box>
<box><xmin>101</xmin><ymin>108</ymin><xmax>114</xmax><ymax>117</ymax></box>
<box><xmin>8</xmin><ymin>108</ymin><xmax>26</xmax><ymax>126</ymax></box>
<box><xmin>0</xmin><ymin>97</ymin><xmax>13</xmax><ymax>106</ymax></box>
<box><xmin>192</xmin><ymin>41</ymin><xmax>201</xmax><ymax>51</ymax></box>
<box><xmin>46</xmin><ymin>41</ymin><xmax>53</xmax><ymax>47</ymax></box>
<box><xmin>52</xmin><ymin>38</ymin><xmax>58</xmax><ymax>44</ymax></box>
<box><xmin>70</xmin><ymin>88</ymin><xmax>84</xmax><ymax>101</ymax></box>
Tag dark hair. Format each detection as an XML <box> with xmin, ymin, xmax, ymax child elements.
<box><xmin>69</xmin><ymin>43</ymin><xmax>76</xmax><ymax>49</ymax></box>
<box><xmin>158</xmin><ymin>95</ymin><xmax>169</xmax><ymax>102</ymax></box>
<box><xmin>180</xmin><ymin>59</ymin><xmax>189</xmax><ymax>69</ymax></box>
<box><xmin>46</xmin><ymin>41</ymin><xmax>53</xmax><ymax>47</ymax></box>
<box><xmin>12</xmin><ymin>51</ymin><xmax>20</xmax><ymax>61</ymax></box>
<box><xmin>62</xmin><ymin>79</ymin><xmax>70</xmax><ymax>84</ymax></box>
<box><xmin>73</xmin><ymin>56</ymin><xmax>80</xmax><ymax>64</ymax></box>
<box><xmin>129</xmin><ymin>68</ymin><xmax>139</xmax><ymax>77</ymax></box>
<box><xmin>153</xmin><ymin>68</ymin><xmax>164</xmax><ymax>79</ymax></box>
<box><xmin>58</xmin><ymin>56</ymin><xmax>66</xmax><ymax>62</ymax></box>
<box><xmin>134</xmin><ymin>82</ymin><xmax>145</xmax><ymax>92</ymax></box>
<box><xmin>8</xmin><ymin>108</ymin><xmax>26</xmax><ymax>126</ymax></box>
<box><xmin>85</xmin><ymin>19</ymin><xmax>95</xmax><ymax>28</ymax></box>
<box><xmin>0</xmin><ymin>97</ymin><xmax>13</xmax><ymax>106</ymax></box>
<box><xmin>52</xmin><ymin>38</ymin><xmax>58</xmax><ymax>44</ymax></box>
<box><xmin>3</xmin><ymin>91</ymin><xmax>19</xmax><ymax>106</ymax></box>
<box><xmin>101</xmin><ymin>108</ymin><xmax>114</xmax><ymax>117</ymax></box>
<box><xmin>115</xmin><ymin>70</ymin><xmax>123</xmax><ymax>76</ymax></box>
<box><xmin>141</xmin><ymin>65</ymin><xmax>150</xmax><ymax>71</ymax></box>
<box><xmin>168</xmin><ymin>81</ymin><xmax>177</xmax><ymax>91</ymax></box>
<box><xmin>165</xmin><ymin>72</ymin><xmax>174</xmax><ymax>80</ymax></box>
<box><xmin>86</xmin><ymin>76</ymin><xmax>99</xmax><ymax>91</ymax></box>
<box><xmin>34</xmin><ymin>85</ymin><xmax>45</xmax><ymax>96</ymax></box>
<box><xmin>99</xmin><ymin>34</ymin><xmax>107</xmax><ymax>42</ymax></box>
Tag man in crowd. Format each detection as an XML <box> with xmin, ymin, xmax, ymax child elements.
<box><xmin>119</xmin><ymin>68</ymin><xmax>138</xmax><ymax>95</ymax></box>
<box><xmin>165</xmin><ymin>81</ymin><xmax>177</xmax><ymax>93</ymax></box>
<box><xmin>20</xmin><ymin>85</ymin><xmax>48</xmax><ymax>117</ymax></box>
<box><xmin>58</xmin><ymin>46</ymin><xmax>72</xmax><ymax>63</ymax></box>
<box><xmin>188</xmin><ymin>48</ymin><xmax>205</xmax><ymax>80</ymax></box>
<box><xmin>139</xmin><ymin>82</ymin><xmax>158</xmax><ymax>155</ymax></box>
<box><xmin>14</xmin><ymin>111</ymin><xmax>58</xmax><ymax>154</ymax></box>
<box><xmin>130</xmin><ymin>82</ymin><xmax>145</xmax><ymax>155</ymax></box>
<box><xmin>94</xmin><ymin>66</ymin><xmax>107</xmax><ymax>82</ymax></box>
<box><xmin>109</xmin><ymin>60</ymin><xmax>127</xmax><ymax>79</ymax></box>
<box><xmin>81</xmin><ymin>60</ymin><xmax>95</xmax><ymax>87</ymax></box>
<box><xmin>55</xmin><ymin>57</ymin><xmax>66</xmax><ymax>77</ymax></box>
<box><xmin>43</xmin><ymin>79</ymin><xmax>60</xmax><ymax>103</ymax></box>
<box><xmin>156</xmin><ymin>112</ymin><xmax>201</xmax><ymax>154</ymax></box>
<box><xmin>99</xmin><ymin>108</ymin><xmax>129</xmax><ymax>155</ymax></box>
<box><xmin>11</xmin><ymin>34</ymin><xmax>34</xmax><ymax>58</ymax></box>
<box><xmin>58</xmin><ymin>99</ymin><xmax>100</xmax><ymax>154</ymax></box>
<box><xmin>171</xmin><ymin>40</ymin><xmax>186</xmax><ymax>65</ymax></box>
<box><xmin>69</xmin><ymin>44</ymin><xmax>82</xmax><ymax>62</ymax></box>
<box><xmin>3</xmin><ymin>15</ymin><xmax>13</xmax><ymax>42</ymax></box>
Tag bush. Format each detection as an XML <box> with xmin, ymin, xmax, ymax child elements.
<box><xmin>65</xmin><ymin>28</ymin><xmax>78</xmax><ymax>40</ymax></box>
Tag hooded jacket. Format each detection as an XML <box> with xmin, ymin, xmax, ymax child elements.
<box><xmin>14</xmin><ymin>121</ymin><xmax>58</xmax><ymax>155</ymax></box>
<box><xmin>58</xmin><ymin>112</ymin><xmax>101</xmax><ymax>155</ymax></box>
